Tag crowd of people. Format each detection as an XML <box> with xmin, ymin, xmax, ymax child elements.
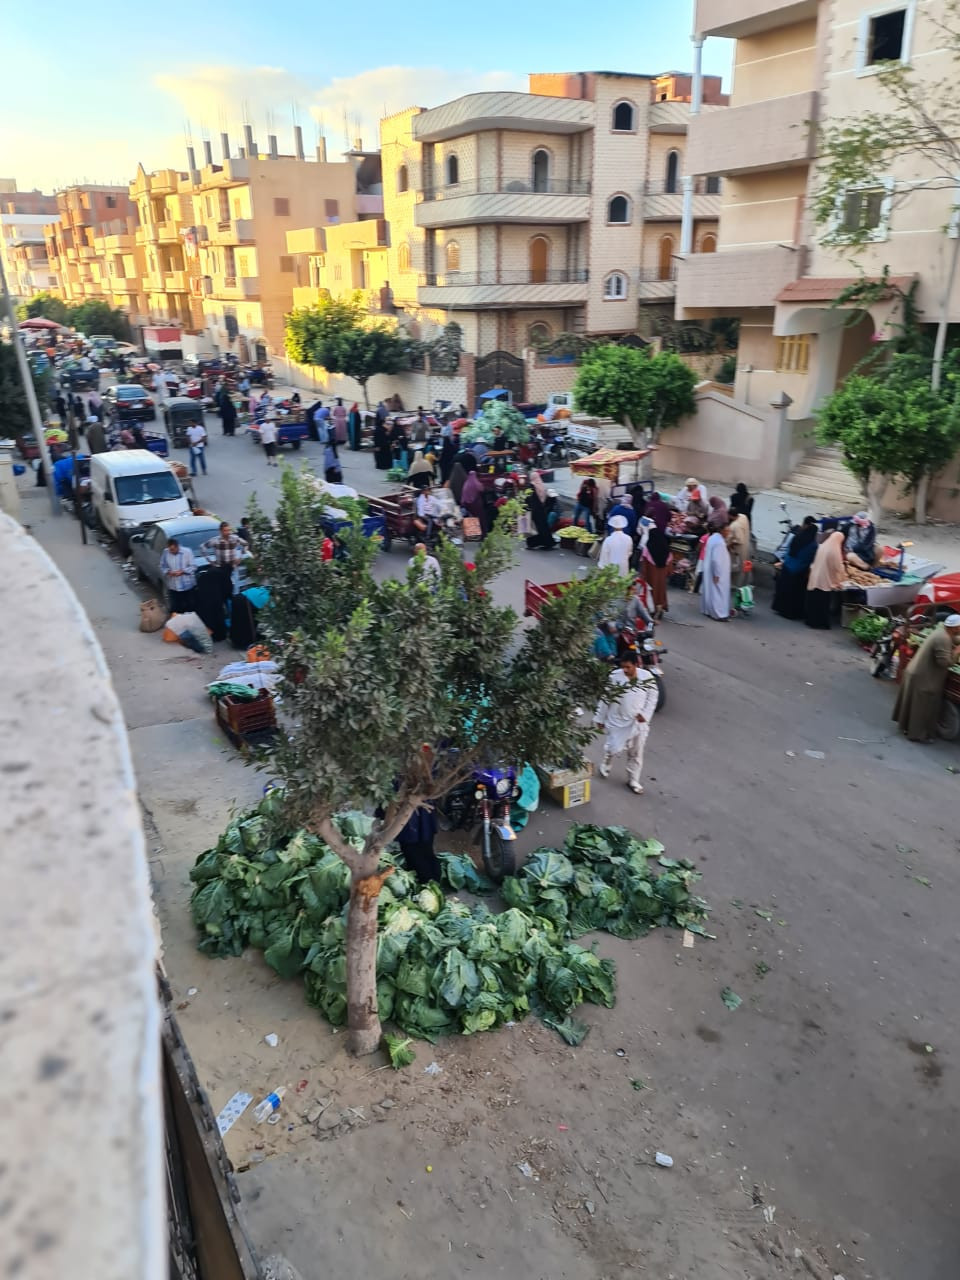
<box><xmin>771</xmin><ymin>512</ymin><xmax>882</xmax><ymax>630</ymax></box>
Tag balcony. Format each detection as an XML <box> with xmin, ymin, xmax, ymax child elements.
<box><xmin>676</xmin><ymin>245</ymin><xmax>800</xmax><ymax>315</ymax></box>
<box><xmin>111</xmin><ymin>277</ymin><xmax>141</xmax><ymax>294</ymax></box>
<box><xmin>164</xmin><ymin>269</ymin><xmax>188</xmax><ymax>291</ymax></box>
<box><xmin>695</xmin><ymin>0</ymin><xmax>817</xmax><ymax>37</ymax></box>
<box><xmin>636</xmin><ymin>267</ymin><xmax>679</xmax><ymax>301</ymax></box>
<box><xmin>417</xmin><ymin>268</ymin><xmax>588</xmax><ymax>310</ymax></box>
<box><xmin>640</xmin><ymin>181</ymin><xmax>722</xmax><ymax>221</ymax></box>
<box><xmin>158</xmin><ymin>222</ymin><xmax>181</xmax><ymax>244</ymax></box>
<box><xmin>416</xmin><ymin>178</ymin><xmax>591</xmax><ymax>228</ymax></box>
<box><xmin>686</xmin><ymin>91</ymin><xmax>817</xmax><ymax>177</ymax></box>
<box><xmin>200</xmin><ymin>218</ymin><xmax>254</xmax><ymax>246</ymax></box>
<box><xmin>210</xmin><ymin>274</ymin><xmax>260</xmax><ymax>301</ymax></box>
<box><xmin>195</xmin><ymin>157</ymin><xmax>250</xmax><ymax>189</ymax></box>
<box><xmin>286</xmin><ymin>226</ymin><xmax>325</xmax><ymax>255</ymax></box>
<box><xmin>355</xmin><ymin>194</ymin><xmax>384</xmax><ymax>217</ymax></box>
<box><xmin>414</xmin><ymin>91</ymin><xmax>593</xmax><ymax>142</ymax></box>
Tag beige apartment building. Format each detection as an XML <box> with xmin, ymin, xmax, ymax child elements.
<box><xmin>0</xmin><ymin>182</ymin><xmax>59</xmax><ymax>299</ymax></box>
<box><xmin>192</xmin><ymin>130</ymin><xmax>382</xmax><ymax>360</ymax></box>
<box><xmin>43</xmin><ymin>185</ymin><xmax>137</xmax><ymax>306</ymax></box>
<box><xmin>374</xmin><ymin>71</ymin><xmax>725</xmax><ymax>400</ymax></box>
<box><xmin>130</xmin><ymin>165</ymin><xmax>203</xmax><ymax>333</ymax></box>
<box><xmin>677</xmin><ymin>0</ymin><xmax>960</xmax><ymax>427</ymax></box>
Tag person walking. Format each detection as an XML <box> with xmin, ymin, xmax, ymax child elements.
<box><xmin>598</xmin><ymin>514</ymin><xmax>633</xmax><ymax>576</ymax></box>
<box><xmin>640</xmin><ymin>518</ymin><xmax>672</xmax><ymax>619</ymax></box>
<box><xmin>259</xmin><ymin>417</ymin><xmax>279</xmax><ymax>466</ymax></box>
<box><xmin>700</xmin><ymin>526</ymin><xmax>731</xmax><ymax>620</ymax></box>
<box><xmin>219</xmin><ymin>388</ymin><xmax>238</xmax><ymax>437</ymax></box>
<box><xmin>573</xmin><ymin>477</ymin><xmax>598</xmax><ymax>531</ymax></box>
<box><xmin>347</xmin><ymin>402</ymin><xmax>362</xmax><ymax>451</ymax></box>
<box><xmin>593</xmin><ymin>650</ymin><xmax>659</xmax><ymax>794</ymax></box>
<box><xmin>331</xmin><ymin>397</ymin><xmax>348</xmax><ymax>444</ymax></box>
<box><xmin>159</xmin><ymin>537</ymin><xmax>197</xmax><ymax>612</ymax></box>
<box><xmin>187</xmin><ymin>420</ymin><xmax>208</xmax><ymax>476</ymax></box>
<box><xmin>893</xmin><ymin>615</ymin><xmax>960</xmax><ymax>742</ymax></box>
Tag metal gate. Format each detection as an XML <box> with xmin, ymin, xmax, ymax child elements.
<box><xmin>474</xmin><ymin>350</ymin><xmax>525</xmax><ymax>403</ymax></box>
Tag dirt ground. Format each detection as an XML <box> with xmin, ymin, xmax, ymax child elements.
<box><xmin>26</xmin><ymin>434</ymin><xmax>959</xmax><ymax>1279</ymax></box>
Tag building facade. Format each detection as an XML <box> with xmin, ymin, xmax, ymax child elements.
<box><xmin>130</xmin><ymin>165</ymin><xmax>203</xmax><ymax>334</ymax></box>
<box><xmin>0</xmin><ymin>182</ymin><xmax>59</xmax><ymax>299</ymax></box>
<box><xmin>677</xmin><ymin>0</ymin><xmax>960</xmax><ymax>424</ymax></box>
<box><xmin>376</xmin><ymin>71</ymin><xmax>725</xmax><ymax>399</ymax></box>
<box><xmin>43</xmin><ymin>185</ymin><xmax>137</xmax><ymax>306</ymax></box>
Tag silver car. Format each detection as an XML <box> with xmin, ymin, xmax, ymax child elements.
<box><xmin>128</xmin><ymin>515</ymin><xmax>227</xmax><ymax>604</ymax></box>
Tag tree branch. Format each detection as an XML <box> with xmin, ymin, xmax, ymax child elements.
<box><xmin>311</xmin><ymin>811</ymin><xmax>366</xmax><ymax>874</ymax></box>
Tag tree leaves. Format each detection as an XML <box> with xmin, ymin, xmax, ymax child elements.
<box><xmin>283</xmin><ymin>290</ymin><xmax>408</xmax><ymax>401</ymax></box>
<box><xmin>573</xmin><ymin>345</ymin><xmax>697</xmax><ymax>443</ymax></box>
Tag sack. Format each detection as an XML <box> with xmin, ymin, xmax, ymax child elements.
<box><xmin>139</xmin><ymin>599</ymin><xmax>166</xmax><ymax>633</ymax></box>
<box><xmin>164</xmin><ymin>611</ymin><xmax>207</xmax><ymax>638</ymax></box>
<box><xmin>462</xmin><ymin>516</ymin><xmax>482</xmax><ymax>541</ymax></box>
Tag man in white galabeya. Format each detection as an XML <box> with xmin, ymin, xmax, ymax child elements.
<box><xmin>593</xmin><ymin>649</ymin><xmax>659</xmax><ymax>795</ymax></box>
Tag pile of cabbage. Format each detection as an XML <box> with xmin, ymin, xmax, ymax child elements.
<box><xmin>190</xmin><ymin>795</ymin><xmax>709</xmax><ymax>1046</ymax></box>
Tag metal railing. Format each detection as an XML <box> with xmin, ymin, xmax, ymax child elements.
<box><xmin>419</xmin><ymin>177</ymin><xmax>591</xmax><ymax>202</ymax></box>
<box><xmin>636</xmin><ymin>266</ymin><xmax>678</xmax><ymax>282</ymax></box>
<box><xmin>419</xmin><ymin>268</ymin><xmax>589</xmax><ymax>287</ymax></box>
<box><xmin>641</xmin><ymin>179</ymin><xmax>722</xmax><ymax>196</ymax></box>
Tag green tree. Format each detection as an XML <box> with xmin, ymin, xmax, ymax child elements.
<box><xmin>284</xmin><ymin>292</ymin><xmax>409</xmax><ymax>407</ymax></box>
<box><xmin>574</xmin><ymin>344</ymin><xmax>697</xmax><ymax>444</ymax></box>
<box><xmin>0</xmin><ymin>342</ymin><xmax>50</xmax><ymax>438</ymax></box>
<box><xmin>67</xmin><ymin>299</ymin><xmax>130</xmax><ymax>340</ymax></box>
<box><xmin>15</xmin><ymin>291</ymin><xmax>69</xmax><ymax>325</ymax></box>
<box><xmin>817</xmin><ymin>352</ymin><xmax>960</xmax><ymax>523</ymax></box>
<box><xmin>246</xmin><ymin>472</ymin><xmax>624</xmax><ymax>1055</ymax></box>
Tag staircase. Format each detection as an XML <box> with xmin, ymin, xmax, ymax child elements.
<box><xmin>781</xmin><ymin>447</ymin><xmax>864</xmax><ymax>506</ymax></box>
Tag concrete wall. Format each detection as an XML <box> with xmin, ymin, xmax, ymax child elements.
<box><xmin>652</xmin><ymin>386</ymin><xmax>789</xmax><ymax>488</ymax></box>
<box><xmin>272</xmin><ymin>349</ymin><xmax>472</xmax><ymax>412</ymax></box>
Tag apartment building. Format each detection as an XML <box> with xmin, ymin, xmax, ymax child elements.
<box><xmin>43</xmin><ymin>184</ymin><xmax>137</xmax><ymax>304</ymax></box>
<box><xmin>377</xmin><ymin>70</ymin><xmax>726</xmax><ymax>399</ymax></box>
<box><xmin>677</xmin><ymin>0</ymin><xmax>960</xmax><ymax>422</ymax></box>
<box><xmin>192</xmin><ymin>130</ymin><xmax>382</xmax><ymax>360</ymax></box>
<box><xmin>287</xmin><ymin>216</ymin><xmax>391</xmax><ymax>313</ymax></box>
<box><xmin>0</xmin><ymin>183</ymin><xmax>59</xmax><ymax>299</ymax></box>
<box><xmin>130</xmin><ymin>164</ymin><xmax>203</xmax><ymax>333</ymax></box>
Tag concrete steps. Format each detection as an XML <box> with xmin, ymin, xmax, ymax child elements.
<box><xmin>781</xmin><ymin>447</ymin><xmax>864</xmax><ymax>506</ymax></box>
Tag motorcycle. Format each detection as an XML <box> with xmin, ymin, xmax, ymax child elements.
<box><xmin>436</xmin><ymin>762</ymin><xmax>519</xmax><ymax>880</ymax></box>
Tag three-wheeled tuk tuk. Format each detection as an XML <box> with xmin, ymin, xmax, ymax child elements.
<box><xmin>164</xmin><ymin>397</ymin><xmax>207</xmax><ymax>448</ymax></box>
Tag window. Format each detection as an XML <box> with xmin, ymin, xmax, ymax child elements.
<box><xmin>279</xmin><ymin>255</ymin><xmax>294</xmax><ymax>272</ymax></box>
<box><xmin>529</xmin><ymin>236</ymin><xmax>549</xmax><ymax>283</ymax></box>
<box><xmin>705</xmin><ymin>175</ymin><xmax>721</xmax><ymax>195</ymax></box>
<box><xmin>657</xmin><ymin>234</ymin><xmax>674</xmax><ymax>281</ymax></box>
<box><xmin>445</xmin><ymin>240</ymin><xmax>460</xmax><ymax>272</ymax></box>
<box><xmin>837</xmin><ymin>181</ymin><xmax>893</xmax><ymax>239</ymax></box>
<box><xmin>446</xmin><ymin>154</ymin><xmax>459</xmax><ymax>186</ymax></box>
<box><xmin>775</xmin><ymin>334</ymin><xmax>811</xmax><ymax>373</ymax></box>
<box><xmin>236</xmin><ymin>253</ymin><xmax>249</xmax><ymax>276</ymax></box>
<box><xmin>699</xmin><ymin>233</ymin><xmax>717</xmax><ymax>254</ymax></box>
<box><xmin>665</xmin><ymin>150</ymin><xmax>680</xmax><ymax>194</ymax></box>
<box><xmin>532</xmin><ymin>149</ymin><xmax>550</xmax><ymax>193</ymax></box>
<box><xmin>604</xmin><ymin>271</ymin><xmax>628</xmax><ymax>300</ymax></box>
<box><xmin>333</xmin><ymin>264</ymin><xmax>342</xmax><ymax>281</ymax></box>
<box><xmin>398</xmin><ymin>242</ymin><xmax>411</xmax><ymax>272</ymax></box>
<box><xmin>205</xmin><ymin>196</ymin><xmax>214</xmax><ymax>218</ymax></box>
<box><xmin>528</xmin><ymin>322</ymin><xmax>551</xmax><ymax>345</ymax></box>
<box><xmin>325</xmin><ymin>199</ymin><xmax>339</xmax><ymax>220</ymax></box>
<box><xmin>397</xmin><ymin>165</ymin><xmax>409</xmax><ymax>193</ymax></box>
<box><xmin>106</xmin><ymin>195</ymin><xmax>117</xmax><ymax>208</ymax></box>
<box><xmin>233</xmin><ymin>198</ymin><xmax>242</xmax><ymax>218</ymax></box>
<box><xmin>859</xmin><ymin>5</ymin><xmax>911</xmax><ymax>70</ymax></box>
<box><xmin>607</xmin><ymin>194</ymin><xmax>630</xmax><ymax>224</ymax></box>
<box><xmin>612</xmin><ymin>100</ymin><xmax>636</xmax><ymax>132</ymax></box>
<box><xmin>273</xmin><ymin>197</ymin><xmax>290</xmax><ymax>217</ymax></box>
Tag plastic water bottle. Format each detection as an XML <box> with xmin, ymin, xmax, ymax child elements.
<box><xmin>253</xmin><ymin>1086</ymin><xmax>286</xmax><ymax>1123</ymax></box>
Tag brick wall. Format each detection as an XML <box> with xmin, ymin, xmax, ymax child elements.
<box><xmin>380</xmin><ymin>109</ymin><xmax>426</xmax><ymax>308</ymax></box>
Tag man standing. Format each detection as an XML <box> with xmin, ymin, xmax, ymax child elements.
<box><xmin>201</xmin><ymin>521</ymin><xmax>246</xmax><ymax>603</ymax></box>
<box><xmin>258</xmin><ymin>416</ymin><xmax>279</xmax><ymax>466</ymax></box>
<box><xmin>598</xmin><ymin>514</ymin><xmax>633</xmax><ymax>576</ymax></box>
<box><xmin>408</xmin><ymin>541</ymin><xmax>441</xmax><ymax>585</ymax></box>
<box><xmin>187</xmin><ymin>419</ymin><xmax>208</xmax><ymax>476</ymax></box>
<box><xmin>594</xmin><ymin>650</ymin><xmax>659</xmax><ymax>794</ymax></box>
<box><xmin>893</xmin><ymin>615</ymin><xmax>960</xmax><ymax>742</ymax></box>
<box><xmin>159</xmin><ymin>537</ymin><xmax>197</xmax><ymax>612</ymax></box>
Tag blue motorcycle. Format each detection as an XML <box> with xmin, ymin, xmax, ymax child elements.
<box><xmin>437</xmin><ymin>762</ymin><xmax>519</xmax><ymax>880</ymax></box>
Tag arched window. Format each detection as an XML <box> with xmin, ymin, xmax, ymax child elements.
<box><xmin>397</xmin><ymin>164</ymin><xmax>408</xmax><ymax>193</ymax></box>
<box><xmin>446</xmin><ymin>154</ymin><xmax>459</xmax><ymax>186</ymax></box>
<box><xmin>699</xmin><ymin>233</ymin><xmax>717</xmax><ymax>254</ymax></box>
<box><xmin>604</xmin><ymin>271</ymin><xmax>628</xmax><ymax>300</ymax></box>
<box><xmin>657</xmin><ymin>234</ymin><xmax>674</xmax><ymax>281</ymax></box>
<box><xmin>705</xmin><ymin>174</ymin><xmax>721</xmax><ymax>195</ymax></box>
<box><xmin>529</xmin><ymin>236</ymin><xmax>549</xmax><ymax>284</ymax></box>
<box><xmin>528</xmin><ymin>321</ymin><xmax>551</xmax><ymax>345</ymax></box>
<box><xmin>398</xmin><ymin>242</ymin><xmax>411</xmax><ymax>273</ymax></box>
<box><xmin>612</xmin><ymin>100</ymin><xmax>636</xmax><ymax>132</ymax></box>
<box><xmin>607</xmin><ymin>194</ymin><xmax>630</xmax><ymax>224</ymax></box>
<box><xmin>445</xmin><ymin>240</ymin><xmax>460</xmax><ymax>272</ymax></box>
<box><xmin>665</xmin><ymin>150</ymin><xmax>680</xmax><ymax>194</ymax></box>
<box><xmin>532</xmin><ymin>149</ymin><xmax>550</xmax><ymax>193</ymax></box>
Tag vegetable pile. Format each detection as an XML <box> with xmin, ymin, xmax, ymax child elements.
<box><xmin>849</xmin><ymin>611</ymin><xmax>888</xmax><ymax>644</ymax></box>
<box><xmin>190</xmin><ymin>794</ymin><xmax>709</xmax><ymax>1046</ymax></box>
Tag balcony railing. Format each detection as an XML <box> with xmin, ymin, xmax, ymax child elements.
<box><xmin>637</xmin><ymin>267</ymin><xmax>678</xmax><ymax>282</ymax></box>
<box><xmin>642</xmin><ymin>179</ymin><xmax>722</xmax><ymax>196</ymax></box>
<box><xmin>419</xmin><ymin>268</ymin><xmax>589</xmax><ymax>287</ymax></box>
<box><xmin>420</xmin><ymin>177</ymin><xmax>591</xmax><ymax>202</ymax></box>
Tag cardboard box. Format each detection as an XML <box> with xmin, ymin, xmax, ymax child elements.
<box><xmin>536</xmin><ymin>762</ymin><xmax>593</xmax><ymax>809</ymax></box>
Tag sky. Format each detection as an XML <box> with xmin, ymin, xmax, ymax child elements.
<box><xmin>5</xmin><ymin>0</ymin><xmax>731</xmax><ymax>192</ymax></box>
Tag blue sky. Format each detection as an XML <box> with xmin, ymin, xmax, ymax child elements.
<box><xmin>6</xmin><ymin>0</ymin><xmax>731</xmax><ymax>191</ymax></box>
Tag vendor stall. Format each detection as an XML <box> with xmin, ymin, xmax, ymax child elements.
<box><xmin>569</xmin><ymin>447</ymin><xmax>652</xmax><ymax>487</ymax></box>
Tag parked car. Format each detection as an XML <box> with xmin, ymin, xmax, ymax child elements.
<box><xmin>89</xmin><ymin>451</ymin><xmax>190</xmax><ymax>549</ymax></box>
<box><xmin>103</xmin><ymin>383</ymin><xmax>157</xmax><ymax>422</ymax></box>
<box><xmin>128</xmin><ymin>514</ymin><xmax>226</xmax><ymax>602</ymax></box>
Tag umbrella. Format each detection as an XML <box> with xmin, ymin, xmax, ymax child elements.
<box><xmin>19</xmin><ymin>317</ymin><xmax>63</xmax><ymax>331</ymax></box>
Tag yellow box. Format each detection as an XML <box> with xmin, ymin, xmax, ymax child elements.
<box><xmin>537</xmin><ymin>762</ymin><xmax>593</xmax><ymax>809</ymax></box>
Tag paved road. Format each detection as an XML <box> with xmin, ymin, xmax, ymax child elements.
<box><xmin>28</xmin><ymin>421</ymin><xmax>960</xmax><ymax>1278</ymax></box>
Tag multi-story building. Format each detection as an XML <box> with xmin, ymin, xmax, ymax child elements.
<box><xmin>192</xmin><ymin>129</ymin><xmax>382</xmax><ymax>360</ymax></box>
<box><xmin>677</xmin><ymin>0</ymin><xmax>960</xmax><ymax>424</ymax></box>
<box><xmin>287</xmin><ymin>216</ymin><xmax>391</xmax><ymax>314</ymax></box>
<box><xmin>43</xmin><ymin>184</ymin><xmax>137</xmax><ymax>305</ymax></box>
<box><xmin>378</xmin><ymin>70</ymin><xmax>726</xmax><ymax>399</ymax></box>
<box><xmin>130</xmin><ymin>164</ymin><xmax>203</xmax><ymax>333</ymax></box>
<box><xmin>0</xmin><ymin>182</ymin><xmax>59</xmax><ymax>299</ymax></box>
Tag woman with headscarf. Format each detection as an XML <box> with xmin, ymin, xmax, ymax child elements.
<box><xmin>682</xmin><ymin>487</ymin><xmax>709</xmax><ymax>533</ymax></box>
<box><xmin>804</xmin><ymin>529</ymin><xmax>846</xmax><ymax>629</ymax></box>
<box><xmin>332</xmin><ymin>397</ymin><xmax>348</xmax><ymax>444</ymax></box>
<box><xmin>389</xmin><ymin>418</ymin><xmax>409</xmax><ymax>471</ymax></box>
<box><xmin>645</xmin><ymin>491</ymin><xmax>671</xmax><ymax>533</ymax></box>
<box><xmin>373</xmin><ymin>415</ymin><xmax>392</xmax><ymax>470</ymax></box>
<box><xmin>729</xmin><ymin>483</ymin><xmax>754</xmax><ymax>524</ymax></box>
<box><xmin>845</xmin><ymin>512</ymin><xmax>877</xmax><ymax>569</ymax></box>
<box><xmin>439</xmin><ymin>433</ymin><xmax>457</xmax><ymax>484</ymax></box>
<box><xmin>447</xmin><ymin>458</ymin><xmax>468</xmax><ymax>505</ymax></box>
<box><xmin>524</xmin><ymin>472</ymin><xmax>555</xmax><ymax>550</ymax></box>
<box><xmin>407</xmin><ymin>449</ymin><xmax>434</xmax><ymax>490</ymax></box>
<box><xmin>772</xmin><ymin>517</ymin><xmax>818</xmax><ymax>620</ymax></box>
<box><xmin>347</xmin><ymin>402</ymin><xmax>362</xmax><ymax>451</ymax></box>
<box><xmin>707</xmin><ymin>495</ymin><xmax>729</xmax><ymax>531</ymax></box>
<box><xmin>573</xmin><ymin>477</ymin><xmax>599</xmax><ymax>531</ymax></box>
<box><xmin>641</xmin><ymin>518</ymin><xmax>672</xmax><ymax>619</ymax></box>
<box><xmin>726</xmin><ymin>507</ymin><xmax>751</xmax><ymax>591</ymax></box>
<box><xmin>461</xmin><ymin>468</ymin><xmax>486</xmax><ymax>535</ymax></box>
<box><xmin>700</xmin><ymin>526</ymin><xmax>731</xmax><ymax>620</ymax></box>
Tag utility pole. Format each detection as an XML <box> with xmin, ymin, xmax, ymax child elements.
<box><xmin>930</xmin><ymin>178</ymin><xmax>960</xmax><ymax>393</ymax></box>
<box><xmin>0</xmin><ymin>253</ymin><xmax>60</xmax><ymax>516</ymax></box>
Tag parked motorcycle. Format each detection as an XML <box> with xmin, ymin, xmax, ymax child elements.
<box><xmin>436</xmin><ymin>762</ymin><xmax>520</xmax><ymax>880</ymax></box>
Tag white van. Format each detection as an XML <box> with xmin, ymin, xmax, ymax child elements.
<box><xmin>90</xmin><ymin>451</ymin><xmax>190</xmax><ymax>548</ymax></box>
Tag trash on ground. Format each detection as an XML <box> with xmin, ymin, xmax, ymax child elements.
<box><xmin>216</xmin><ymin>1091</ymin><xmax>253</xmax><ymax>1137</ymax></box>
<box><xmin>804</xmin><ymin>750</ymin><xmax>826</xmax><ymax>760</ymax></box>
<box><xmin>516</xmin><ymin>1161</ymin><xmax>538</xmax><ymax>1179</ymax></box>
<box><xmin>423</xmin><ymin>1061</ymin><xmax>443</xmax><ymax>1076</ymax></box>
<box><xmin>784</xmin><ymin>750</ymin><xmax>796</xmax><ymax>758</ymax></box>
<box><xmin>720</xmin><ymin>987</ymin><xmax>742</xmax><ymax>1011</ymax></box>
<box><xmin>762</xmin><ymin>1204</ymin><xmax>776</xmax><ymax>1223</ymax></box>
<box><xmin>682</xmin><ymin>929</ymin><xmax>695</xmax><ymax>948</ymax></box>
<box><xmin>383</xmin><ymin>1033</ymin><xmax>416</xmax><ymax>1069</ymax></box>
<box><xmin>631</xmin><ymin>1078</ymin><xmax>647</xmax><ymax>1091</ymax></box>
<box><xmin>584</xmin><ymin>1199</ymin><xmax>596</xmax><ymax>1215</ymax></box>
<box><xmin>754</xmin><ymin>909</ymin><xmax>773</xmax><ymax>920</ymax></box>
<box><xmin>253</xmin><ymin>1087</ymin><xmax>287</xmax><ymax>1124</ymax></box>
<box><xmin>615</xmin><ymin>1048</ymin><xmax>626</xmax><ymax>1057</ymax></box>
<box><xmin>913</xmin><ymin>876</ymin><xmax>931</xmax><ymax>887</ymax></box>
<box><xmin>654</xmin><ymin>1152</ymin><xmax>674</xmax><ymax>1167</ymax></box>
<box><xmin>264</xmin><ymin>1033</ymin><xmax>279</xmax><ymax>1047</ymax></box>
<box><xmin>186</xmin><ymin>987</ymin><xmax>198</xmax><ymax>997</ymax></box>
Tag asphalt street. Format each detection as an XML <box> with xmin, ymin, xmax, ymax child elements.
<box><xmin>28</xmin><ymin>411</ymin><xmax>960</xmax><ymax>1278</ymax></box>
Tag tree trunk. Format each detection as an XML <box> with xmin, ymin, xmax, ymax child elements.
<box><xmin>914</xmin><ymin>472</ymin><xmax>931</xmax><ymax>525</ymax></box>
<box><xmin>865</xmin><ymin>472</ymin><xmax>887</xmax><ymax>526</ymax></box>
<box><xmin>359</xmin><ymin>378</ymin><xmax>371</xmax><ymax>411</ymax></box>
<box><xmin>344</xmin><ymin>862</ymin><xmax>391</xmax><ymax>1056</ymax></box>
<box><xmin>622</xmin><ymin>413</ymin><xmax>644</xmax><ymax>448</ymax></box>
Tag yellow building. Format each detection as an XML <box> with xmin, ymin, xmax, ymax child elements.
<box><xmin>130</xmin><ymin>165</ymin><xmax>203</xmax><ymax>333</ymax></box>
<box><xmin>43</xmin><ymin>184</ymin><xmax>137</xmax><ymax>306</ymax></box>
<box><xmin>287</xmin><ymin>217</ymin><xmax>390</xmax><ymax>313</ymax></box>
<box><xmin>192</xmin><ymin>131</ymin><xmax>380</xmax><ymax>360</ymax></box>
<box><xmin>375</xmin><ymin>71</ymin><xmax>725</xmax><ymax>399</ymax></box>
